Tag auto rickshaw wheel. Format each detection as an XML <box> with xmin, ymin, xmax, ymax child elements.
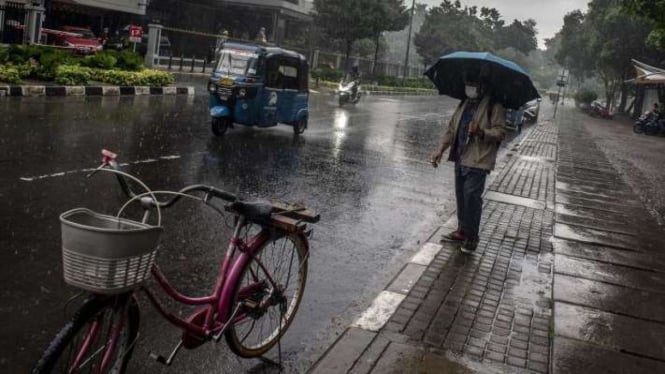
<box><xmin>293</xmin><ymin>118</ymin><xmax>307</xmax><ymax>135</ymax></box>
<box><xmin>212</xmin><ymin>118</ymin><xmax>230</xmax><ymax>136</ymax></box>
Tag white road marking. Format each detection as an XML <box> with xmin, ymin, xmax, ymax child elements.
<box><xmin>410</xmin><ymin>242</ymin><xmax>442</xmax><ymax>266</ymax></box>
<box><xmin>19</xmin><ymin>154</ymin><xmax>182</xmax><ymax>182</ymax></box>
<box><xmin>351</xmin><ymin>291</ymin><xmax>406</xmax><ymax>331</ymax></box>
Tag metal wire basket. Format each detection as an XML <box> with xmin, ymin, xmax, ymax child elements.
<box><xmin>60</xmin><ymin>208</ymin><xmax>163</xmax><ymax>294</ymax></box>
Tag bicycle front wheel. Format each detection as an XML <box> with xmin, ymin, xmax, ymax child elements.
<box><xmin>33</xmin><ymin>294</ymin><xmax>140</xmax><ymax>374</ymax></box>
<box><xmin>226</xmin><ymin>232</ymin><xmax>308</xmax><ymax>357</ymax></box>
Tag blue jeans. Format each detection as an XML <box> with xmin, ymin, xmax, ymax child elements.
<box><xmin>455</xmin><ymin>164</ymin><xmax>487</xmax><ymax>242</ymax></box>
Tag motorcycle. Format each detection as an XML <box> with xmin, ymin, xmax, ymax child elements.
<box><xmin>588</xmin><ymin>101</ymin><xmax>614</xmax><ymax>119</ymax></box>
<box><xmin>633</xmin><ymin>111</ymin><xmax>665</xmax><ymax>136</ymax></box>
<box><xmin>337</xmin><ymin>80</ymin><xmax>361</xmax><ymax>106</ymax></box>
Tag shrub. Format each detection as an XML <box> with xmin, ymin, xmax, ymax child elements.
<box><xmin>55</xmin><ymin>65</ymin><xmax>91</xmax><ymax>85</ymax></box>
<box><xmin>89</xmin><ymin>69</ymin><xmax>174</xmax><ymax>87</ymax></box>
<box><xmin>0</xmin><ymin>65</ymin><xmax>21</xmax><ymax>84</ymax></box>
<box><xmin>135</xmin><ymin>69</ymin><xmax>174</xmax><ymax>86</ymax></box>
<box><xmin>0</xmin><ymin>47</ymin><xmax>8</xmax><ymax>63</ymax></box>
<box><xmin>115</xmin><ymin>50</ymin><xmax>144</xmax><ymax>71</ymax></box>
<box><xmin>370</xmin><ymin>75</ymin><xmax>433</xmax><ymax>89</ymax></box>
<box><xmin>311</xmin><ymin>66</ymin><xmax>343</xmax><ymax>82</ymax></box>
<box><xmin>16</xmin><ymin>61</ymin><xmax>38</xmax><ymax>78</ymax></box>
<box><xmin>82</xmin><ymin>52</ymin><xmax>117</xmax><ymax>69</ymax></box>
<box><xmin>38</xmin><ymin>49</ymin><xmax>77</xmax><ymax>79</ymax></box>
<box><xmin>574</xmin><ymin>89</ymin><xmax>598</xmax><ymax>105</ymax></box>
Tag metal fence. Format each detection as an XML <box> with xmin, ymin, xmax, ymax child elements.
<box><xmin>1</xmin><ymin>2</ymin><xmax>27</xmax><ymax>44</ymax></box>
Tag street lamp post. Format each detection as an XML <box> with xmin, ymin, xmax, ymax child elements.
<box><xmin>402</xmin><ymin>0</ymin><xmax>416</xmax><ymax>84</ymax></box>
<box><xmin>553</xmin><ymin>68</ymin><xmax>567</xmax><ymax>119</ymax></box>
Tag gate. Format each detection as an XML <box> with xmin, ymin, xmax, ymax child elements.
<box><xmin>1</xmin><ymin>2</ymin><xmax>26</xmax><ymax>44</ymax></box>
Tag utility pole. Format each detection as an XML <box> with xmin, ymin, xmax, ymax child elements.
<box><xmin>553</xmin><ymin>68</ymin><xmax>567</xmax><ymax>119</ymax></box>
<box><xmin>402</xmin><ymin>0</ymin><xmax>416</xmax><ymax>84</ymax></box>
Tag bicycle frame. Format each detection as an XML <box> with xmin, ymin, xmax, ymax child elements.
<box><xmin>141</xmin><ymin>216</ymin><xmax>275</xmax><ymax>339</ymax></box>
<box><xmin>68</xmin><ymin>217</ymin><xmax>291</xmax><ymax>372</ymax></box>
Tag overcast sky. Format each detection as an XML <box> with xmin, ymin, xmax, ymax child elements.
<box><xmin>419</xmin><ymin>0</ymin><xmax>590</xmax><ymax>48</ymax></box>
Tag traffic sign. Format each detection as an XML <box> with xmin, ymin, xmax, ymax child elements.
<box><xmin>128</xmin><ymin>25</ymin><xmax>143</xmax><ymax>43</ymax></box>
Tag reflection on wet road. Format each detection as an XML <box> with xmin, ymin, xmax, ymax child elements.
<box><xmin>0</xmin><ymin>93</ymin><xmax>514</xmax><ymax>372</ymax></box>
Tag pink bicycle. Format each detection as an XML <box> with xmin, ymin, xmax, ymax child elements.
<box><xmin>33</xmin><ymin>150</ymin><xmax>319</xmax><ymax>373</ymax></box>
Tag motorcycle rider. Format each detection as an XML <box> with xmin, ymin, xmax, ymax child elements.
<box><xmin>650</xmin><ymin>102</ymin><xmax>661</xmax><ymax>120</ymax></box>
<box><xmin>349</xmin><ymin>64</ymin><xmax>361</xmax><ymax>100</ymax></box>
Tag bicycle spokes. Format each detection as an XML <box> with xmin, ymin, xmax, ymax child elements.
<box><xmin>228</xmin><ymin>233</ymin><xmax>307</xmax><ymax>354</ymax></box>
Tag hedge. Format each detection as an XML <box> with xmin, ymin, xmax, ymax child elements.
<box><xmin>51</xmin><ymin>65</ymin><xmax>174</xmax><ymax>86</ymax></box>
<box><xmin>0</xmin><ymin>45</ymin><xmax>155</xmax><ymax>85</ymax></box>
<box><xmin>574</xmin><ymin>88</ymin><xmax>598</xmax><ymax>105</ymax></box>
<box><xmin>0</xmin><ymin>65</ymin><xmax>21</xmax><ymax>84</ymax></box>
<box><xmin>319</xmin><ymin>80</ymin><xmax>435</xmax><ymax>94</ymax></box>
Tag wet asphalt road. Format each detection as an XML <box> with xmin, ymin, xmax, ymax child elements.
<box><xmin>0</xmin><ymin>93</ymin><xmax>519</xmax><ymax>373</ymax></box>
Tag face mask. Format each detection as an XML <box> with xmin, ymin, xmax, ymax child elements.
<box><xmin>465</xmin><ymin>85</ymin><xmax>479</xmax><ymax>99</ymax></box>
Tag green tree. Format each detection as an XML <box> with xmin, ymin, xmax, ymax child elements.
<box><xmin>495</xmin><ymin>19</ymin><xmax>538</xmax><ymax>55</ymax></box>
<box><xmin>556</xmin><ymin>10</ymin><xmax>595</xmax><ymax>82</ymax></box>
<box><xmin>368</xmin><ymin>0</ymin><xmax>410</xmax><ymax>75</ymax></box>
<box><xmin>413</xmin><ymin>1</ymin><xmax>494</xmax><ymax>64</ymax></box>
<box><xmin>383</xmin><ymin>3</ymin><xmax>427</xmax><ymax>67</ymax></box>
<box><xmin>413</xmin><ymin>2</ymin><xmax>537</xmax><ymax>65</ymax></box>
<box><xmin>312</xmin><ymin>0</ymin><xmax>376</xmax><ymax>71</ymax></box>
<box><xmin>622</xmin><ymin>0</ymin><xmax>665</xmax><ymax>51</ymax></box>
<box><xmin>557</xmin><ymin>0</ymin><xmax>657</xmax><ymax>112</ymax></box>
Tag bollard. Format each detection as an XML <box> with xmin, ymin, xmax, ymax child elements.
<box><xmin>190</xmin><ymin>56</ymin><xmax>195</xmax><ymax>73</ymax></box>
<box><xmin>168</xmin><ymin>54</ymin><xmax>173</xmax><ymax>70</ymax></box>
<box><xmin>201</xmin><ymin>60</ymin><xmax>206</xmax><ymax>73</ymax></box>
<box><xmin>179</xmin><ymin>54</ymin><xmax>184</xmax><ymax>71</ymax></box>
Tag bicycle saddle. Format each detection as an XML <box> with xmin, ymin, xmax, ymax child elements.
<box><xmin>229</xmin><ymin>199</ymin><xmax>273</xmax><ymax>224</ymax></box>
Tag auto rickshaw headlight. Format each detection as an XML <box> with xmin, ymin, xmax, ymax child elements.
<box><xmin>238</xmin><ymin>88</ymin><xmax>247</xmax><ymax>97</ymax></box>
<box><xmin>207</xmin><ymin>82</ymin><xmax>216</xmax><ymax>93</ymax></box>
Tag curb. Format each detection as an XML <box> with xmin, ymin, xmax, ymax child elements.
<box><xmin>0</xmin><ymin>85</ymin><xmax>195</xmax><ymax>97</ymax></box>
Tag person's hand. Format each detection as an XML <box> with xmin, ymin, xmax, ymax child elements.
<box><xmin>430</xmin><ymin>149</ymin><xmax>443</xmax><ymax>168</ymax></box>
<box><xmin>469</xmin><ymin>121</ymin><xmax>484</xmax><ymax>137</ymax></box>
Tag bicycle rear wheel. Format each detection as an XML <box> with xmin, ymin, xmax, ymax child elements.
<box><xmin>33</xmin><ymin>294</ymin><xmax>139</xmax><ymax>374</ymax></box>
<box><xmin>225</xmin><ymin>231</ymin><xmax>308</xmax><ymax>357</ymax></box>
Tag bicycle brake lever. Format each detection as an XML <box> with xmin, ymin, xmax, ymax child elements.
<box><xmin>85</xmin><ymin>163</ymin><xmax>106</xmax><ymax>178</ymax></box>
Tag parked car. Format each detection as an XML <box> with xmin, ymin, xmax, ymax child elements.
<box><xmin>51</xmin><ymin>26</ymin><xmax>103</xmax><ymax>54</ymax></box>
<box><xmin>523</xmin><ymin>99</ymin><xmax>541</xmax><ymax>124</ymax></box>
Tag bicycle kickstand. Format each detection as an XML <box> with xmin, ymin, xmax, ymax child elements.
<box><xmin>257</xmin><ymin>307</ymin><xmax>285</xmax><ymax>371</ymax></box>
<box><xmin>150</xmin><ymin>340</ymin><xmax>183</xmax><ymax>366</ymax></box>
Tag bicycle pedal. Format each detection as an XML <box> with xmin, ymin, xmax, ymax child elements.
<box><xmin>149</xmin><ymin>352</ymin><xmax>168</xmax><ymax>365</ymax></box>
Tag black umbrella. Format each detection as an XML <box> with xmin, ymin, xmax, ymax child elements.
<box><xmin>425</xmin><ymin>51</ymin><xmax>540</xmax><ymax>109</ymax></box>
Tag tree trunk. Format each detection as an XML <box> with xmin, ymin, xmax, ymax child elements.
<box><xmin>344</xmin><ymin>39</ymin><xmax>353</xmax><ymax>76</ymax></box>
<box><xmin>618</xmin><ymin>82</ymin><xmax>628</xmax><ymax>114</ymax></box>
<box><xmin>372</xmin><ymin>34</ymin><xmax>380</xmax><ymax>77</ymax></box>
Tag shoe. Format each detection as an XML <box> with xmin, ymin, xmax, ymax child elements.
<box><xmin>460</xmin><ymin>240</ymin><xmax>478</xmax><ymax>254</ymax></box>
<box><xmin>440</xmin><ymin>230</ymin><xmax>465</xmax><ymax>243</ymax></box>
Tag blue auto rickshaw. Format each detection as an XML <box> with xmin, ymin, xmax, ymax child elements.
<box><xmin>207</xmin><ymin>42</ymin><xmax>309</xmax><ymax>135</ymax></box>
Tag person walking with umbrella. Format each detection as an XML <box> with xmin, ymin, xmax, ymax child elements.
<box><xmin>426</xmin><ymin>52</ymin><xmax>540</xmax><ymax>253</ymax></box>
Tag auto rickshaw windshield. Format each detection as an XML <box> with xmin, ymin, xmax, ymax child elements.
<box><xmin>216</xmin><ymin>49</ymin><xmax>259</xmax><ymax>76</ymax></box>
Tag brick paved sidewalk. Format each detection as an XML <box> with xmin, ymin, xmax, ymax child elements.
<box><xmin>310</xmin><ymin>117</ymin><xmax>558</xmax><ymax>373</ymax></box>
<box><xmin>309</xmin><ymin>105</ymin><xmax>665</xmax><ymax>374</ymax></box>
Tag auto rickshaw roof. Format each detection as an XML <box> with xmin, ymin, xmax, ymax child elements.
<box><xmin>223</xmin><ymin>41</ymin><xmax>307</xmax><ymax>62</ymax></box>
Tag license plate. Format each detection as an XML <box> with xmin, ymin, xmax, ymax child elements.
<box><xmin>219</xmin><ymin>78</ymin><xmax>234</xmax><ymax>87</ymax></box>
